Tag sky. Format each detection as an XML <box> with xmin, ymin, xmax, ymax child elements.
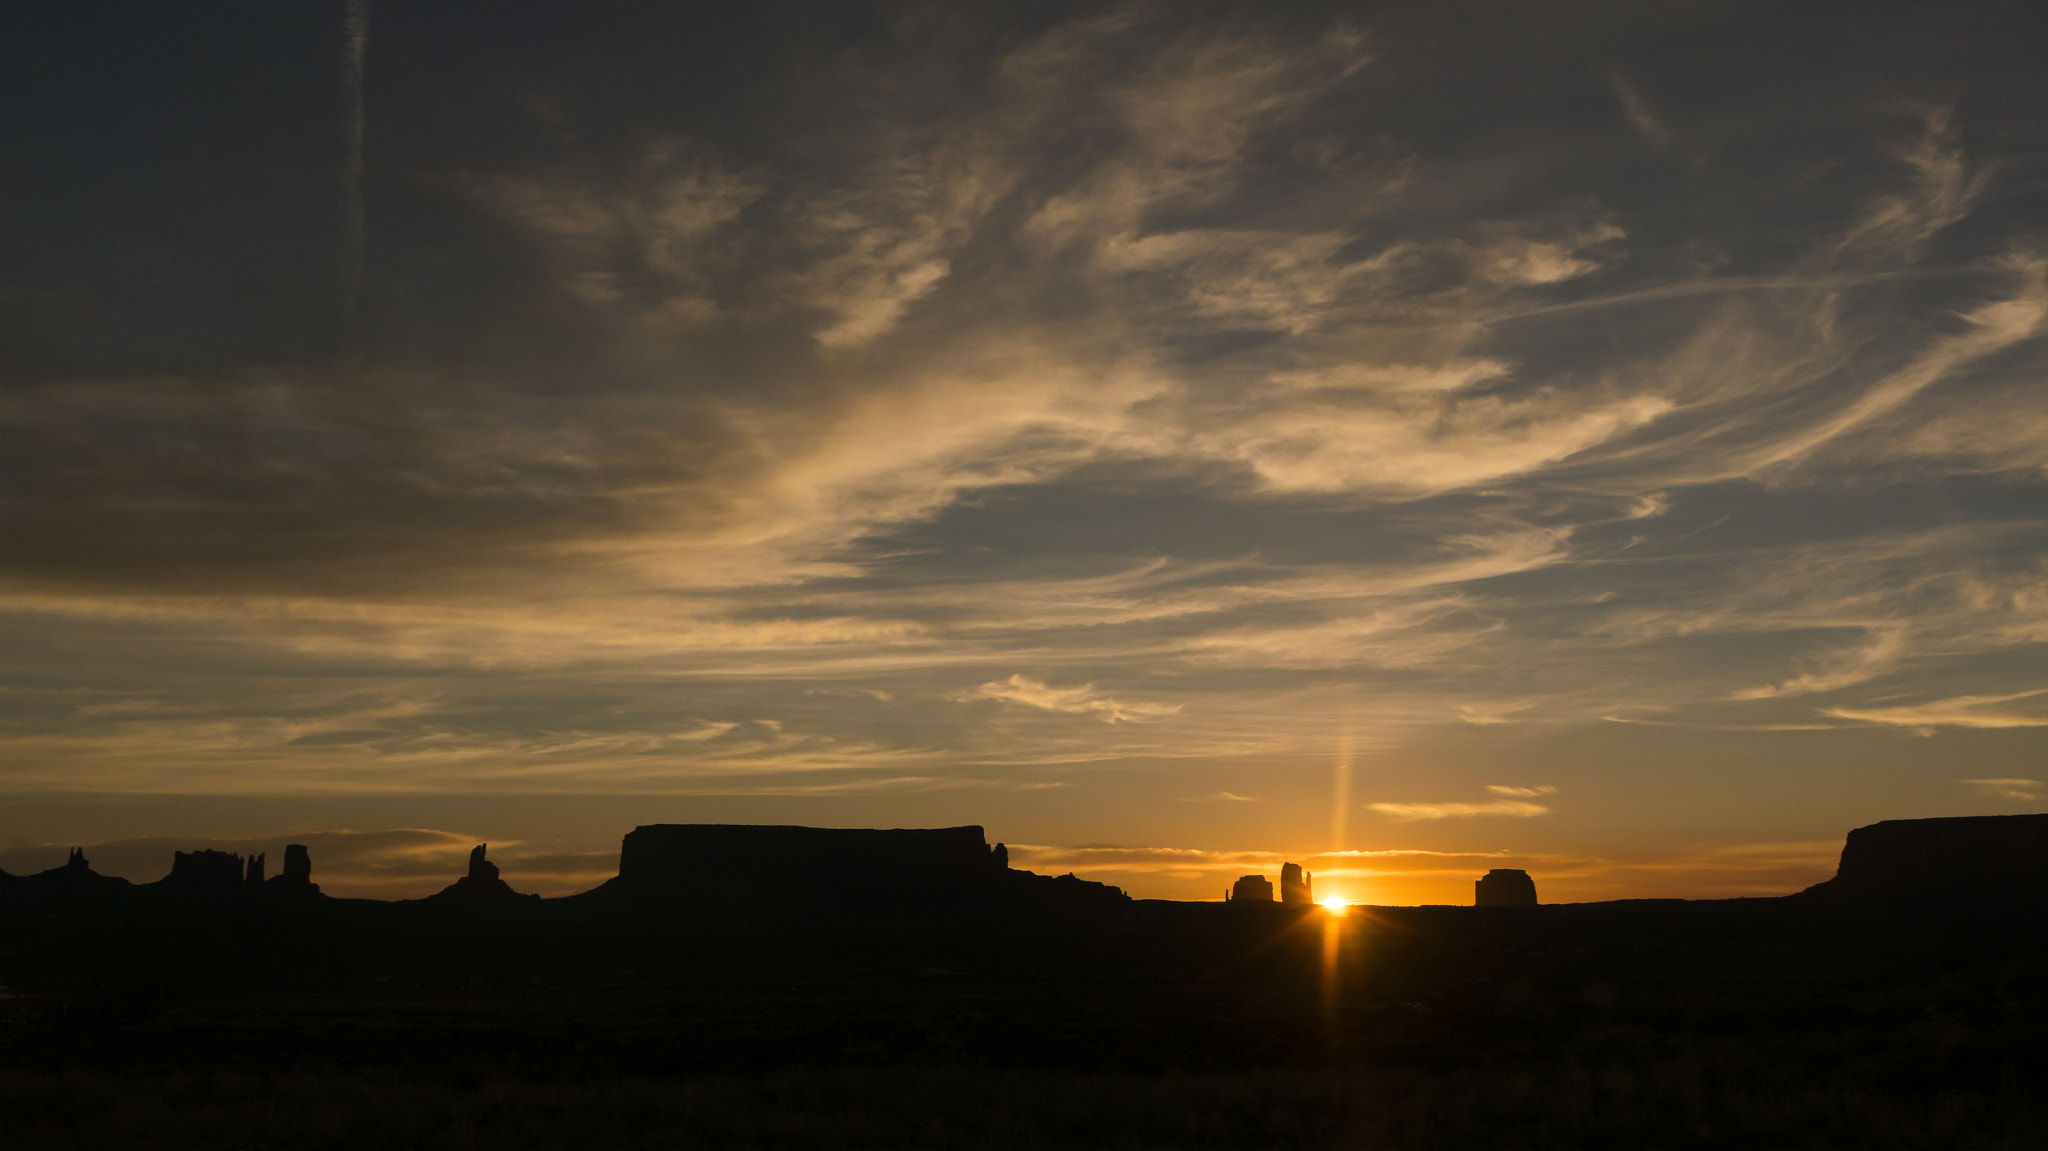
<box><xmin>5</xmin><ymin>0</ymin><xmax>2047</xmax><ymax>903</ymax></box>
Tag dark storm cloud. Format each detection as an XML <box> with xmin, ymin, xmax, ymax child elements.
<box><xmin>4</xmin><ymin>0</ymin><xmax>2048</xmax><ymax>893</ymax></box>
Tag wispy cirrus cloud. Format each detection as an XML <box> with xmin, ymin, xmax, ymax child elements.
<box><xmin>1003</xmin><ymin>843</ymin><xmax>1518</xmax><ymax>874</ymax></box>
<box><xmin>1730</xmin><ymin>626</ymin><xmax>1908</xmax><ymax>700</ymax></box>
<box><xmin>1962</xmin><ymin>777</ymin><xmax>2042</xmax><ymax>801</ymax></box>
<box><xmin>957</xmin><ymin>675</ymin><xmax>1182</xmax><ymax>724</ymax></box>
<box><xmin>1823</xmin><ymin>690</ymin><xmax>2048</xmax><ymax>733</ymax></box>
<box><xmin>1365</xmin><ymin>784</ymin><xmax>1556</xmax><ymax>821</ymax></box>
<box><xmin>1366</xmin><ymin>799</ymin><xmax>1551</xmax><ymax>821</ymax></box>
<box><xmin>1609</xmin><ymin>74</ymin><xmax>1676</xmax><ymax>152</ymax></box>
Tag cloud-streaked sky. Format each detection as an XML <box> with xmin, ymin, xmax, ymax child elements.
<box><xmin>6</xmin><ymin>0</ymin><xmax>2047</xmax><ymax>902</ymax></box>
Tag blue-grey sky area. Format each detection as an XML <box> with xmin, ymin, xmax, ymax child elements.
<box><xmin>5</xmin><ymin>1</ymin><xmax>2047</xmax><ymax>902</ymax></box>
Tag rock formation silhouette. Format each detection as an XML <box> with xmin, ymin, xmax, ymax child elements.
<box><xmin>1229</xmin><ymin>874</ymin><xmax>1274</xmax><ymax>902</ymax></box>
<box><xmin>245</xmin><ymin>852</ymin><xmax>265</xmax><ymax>886</ymax></box>
<box><xmin>161</xmin><ymin>849</ymin><xmax>248</xmax><ymax>890</ymax></box>
<box><xmin>1280</xmin><ymin>862</ymin><xmax>1314</xmax><ymax>904</ymax></box>
<box><xmin>1802</xmin><ymin>813</ymin><xmax>2048</xmax><ymax>899</ymax></box>
<box><xmin>43</xmin><ymin>847</ymin><xmax>123</xmax><ymax>880</ymax></box>
<box><xmin>1001</xmin><ymin>868</ymin><xmax>1129</xmax><ymax>908</ymax></box>
<box><xmin>425</xmin><ymin>843</ymin><xmax>538</xmax><ymax>904</ymax></box>
<box><xmin>583</xmin><ymin>824</ymin><xmax>1122</xmax><ymax>909</ymax></box>
<box><xmin>0</xmin><ymin>847</ymin><xmax>134</xmax><ymax>902</ymax></box>
<box><xmin>281</xmin><ymin>843</ymin><xmax>313</xmax><ymax>883</ymax></box>
<box><xmin>1475</xmin><ymin>868</ymin><xmax>1537</xmax><ymax>907</ymax></box>
<box><xmin>259</xmin><ymin>843</ymin><xmax>321</xmax><ymax>897</ymax></box>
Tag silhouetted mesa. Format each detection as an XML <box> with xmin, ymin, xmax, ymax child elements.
<box><xmin>1280</xmin><ymin>862</ymin><xmax>1314</xmax><ymax>904</ymax></box>
<box><xmin>1475</xmin><ymin>868</ymin><xmax>1538</xmax><ymax>907</ymax></box>
<box><xmin>1803</xmin><ymin>813</ymin><xmax>2048</xmax><ymax>899</ymax></box>
<box><xmin>245</xmin><ymin>852</ymin><xmax>265</xmax><ymax>886</ymax></box>
<box><xmin>586</xmin><ymin>824</ymin><xmax>1123</xmax><ymax>909</ymax></box>
<box><xmin>161</xmin><ymin>849</ymin><xmax>248</xmax><ymax>890</ymax></box>
<box><xmin>1228</xmin><ymin>874</ymin><xmax>1274</xmax><ymax>902</ymax></box>
<box><xmin>426</xmin><ymin>843</ymin><xmax>537</xmax><ymax>904</ymax></box>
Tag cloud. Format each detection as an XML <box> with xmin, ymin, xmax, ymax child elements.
<box><xmin>1610</xmin><ymin>74</ymin><xmax>1675</xmax><ymax>151</ymax></box>
<box><xmin>1823</xmin><ymin>690</ymin><xmax>2048</xmax><ymax>732</ymax></box>
<box><xmin>5</xmin><ymin>3</ymin><xmax>2048</xmax><ymax>850</ymax></box>
<box><xmin>1179</xmin><ymin>791</ymin><xmax>1259</xmax><ymax>802</ymax></box>
<box><xmin>1366</xmin><ymin>799</ymin><xmax>1551</xmax><ymax>821</ymax></box>
<box><xmin>1962</xmin><ymin>778</ymin><xmax>2042</xmax><ymax>801</ymax></box>
<box><xmin>1731</xmin><ymin>626</ymin><xmax>1907</xmax><ymax>700</ymax></box>
<box><xmin>498</xmin><ymin>850</ymin><xmax>620</xmax><ymax>878</ymax></box>
<box><xmin>1829</xmin><ymin>105</ymin><xmax>1990</xmax><ymax>264</ymax></box>
<box><xmin>1743</xmin><ymin>256</ymin><xmax>2048</xmax><ymax>476</ymax></box>
<box><xmin>1524</xmin><ymin>841</ymin><xmax>1845</xmax><ymax>902</ymax></box>
<box><xmin>456</xmin><ymin>148</ymin><xmax>762</xmax><ymax>321</ymax></box>
<box><xmin>1004</xmin><ymin>838</ymin><xmax>1846</xmax><ymax>903</ymax></box>
<box><xmin>1601</xmin><ymin>715</ymin><xmax>1843</xmax><ymax>732</ymax></box>
<box><xmin>1459</xmin><ymin>701</ymin><xmax>1534</xmax><ymax>725</ymax></box>
<box><xmin>960</xmin><ymin>675</ymin><xmax>1182</xmax><ymax>724</ymax></box>
<box><xmin>1003</xmin><ymin>843</ymin><xmax>1516</xmax><ymax>874</ymax></box>
<box><xmin>1365</xmin><ymin>780</ymin><xmax>1557</xmax><ymax>821</ymax></box>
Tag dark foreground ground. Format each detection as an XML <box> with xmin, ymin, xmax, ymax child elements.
<box><xmin>4</xmin><ymin>894</ymin><xmax>2046</xmax><ymax>1148</ymax></box>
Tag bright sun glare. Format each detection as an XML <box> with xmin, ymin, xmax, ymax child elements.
<box><xmin>1320</xmin><ymin>897</ymin><xmax>1349</xmax><ymax>914</ymax></box>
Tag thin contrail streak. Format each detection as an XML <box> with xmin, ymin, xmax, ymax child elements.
<box><xmin>340</xmin><ymin>0</ymin><xmax>369</xmax><ymax>356</ymax></box>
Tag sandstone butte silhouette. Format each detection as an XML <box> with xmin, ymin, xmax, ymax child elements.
<box><xmin>1281</xmin><ymin>862</ymin><xmax>1315</xmax><ymax>904</ymax></box>
<box><xmin>0</xmin><ymin>825</ymin><xmax>1125</xmax><ymax>911</ymax></box>
<box><xmin>4</xmin><ymin>813</ymin><xmax>2045</xmax><ymax>912</ymax></box>
<box><xmin>0</xmin><ymin>843</ymin><xmax>322</xmax><ymax>906</ymax></box>
<box><xmin>424</xmin><ymin>843</ymin><xmax>541</xmax><ymax>905</ymax></box>
<box><xmin>1226</xmin><ymin>874</ymin><xmax>1273</xmax><ymax>902</ymax></box>
<box><xmin>1475</xmin><ymin>868</ymin><xmax>1539</xmax><ymax>907</ymax></box>
<box><xmin>1224</xmin><ymin>864</ymin><xmax>1316</xmax><ymax>904</ymax></box>
<box><xmin>1798</xmin><ymin>812</ymin><xmax>2048</xmax><ymax>899</ymax></box>
<box><xmin>573</xmin><ymin>824</ymin><xmax>1126</xmax><ymax>910</ymax></box>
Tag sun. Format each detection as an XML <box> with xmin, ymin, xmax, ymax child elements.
<box><xmin>1319</xmin><ymin>897</ymin><xmax>1350</xmax><ymax>915</ymax></box>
